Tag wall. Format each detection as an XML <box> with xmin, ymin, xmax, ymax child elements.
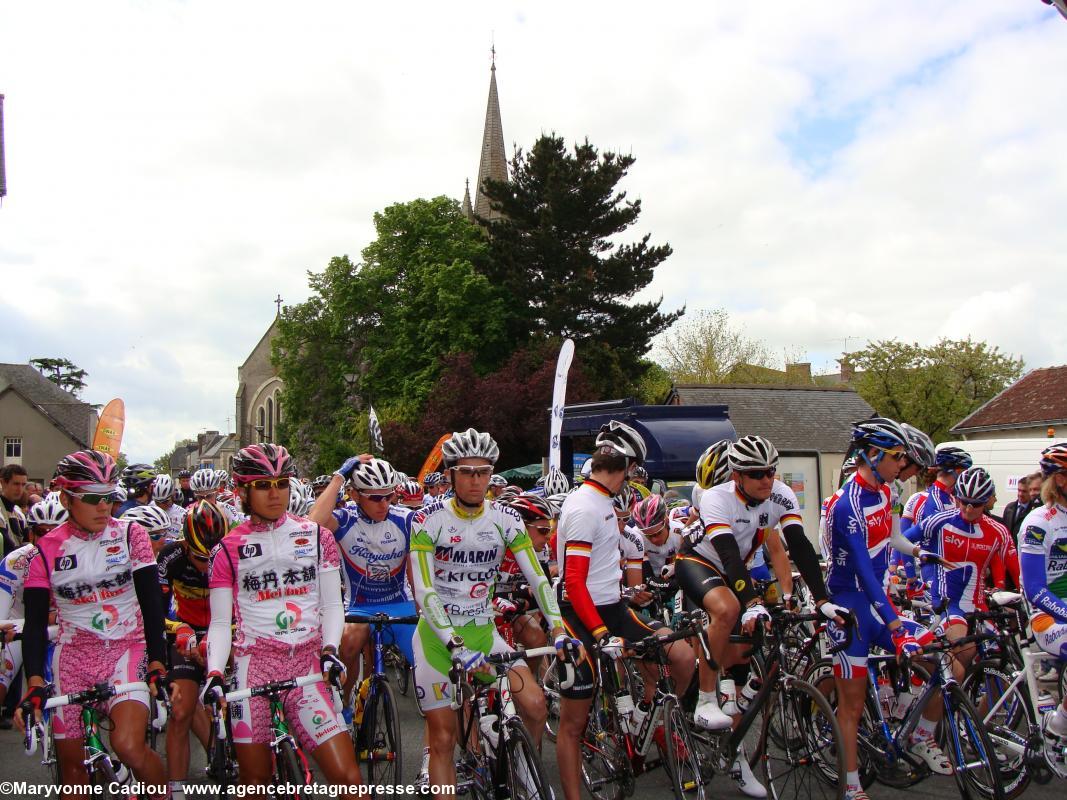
<box><xmin>0</xmin><ymin>390</ymin><xmax>82</xmax><ymax>483</ymax></box>
<box><xmin>960</xmin><ymin>426</ymin><xmax>1060</xmax><ymax>441</ymax></box>
<box><xmin>236</xmin><ymin>320</ymin><xmax>282</xmax><ymax>447</ymax></box>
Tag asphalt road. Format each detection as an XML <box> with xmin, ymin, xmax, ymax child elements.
<box><xmin>0</xmin><ymin>686</ymin><xmax>1061</xmax><ymax>800</ymax></box>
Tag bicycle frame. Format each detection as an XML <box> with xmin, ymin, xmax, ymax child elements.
<box><xmin>974</xmin><ymin>643</ymin><xmax>1053</xmax><ymax>759</ymax></box>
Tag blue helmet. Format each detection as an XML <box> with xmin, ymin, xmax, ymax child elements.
<box><xmin>935</xmin><ymin>446</ymin><xmax>973</xmax><ymax>471</ymax></box>
<box><xmin>850</xmin><ymin>417</ymin><xmax>909</xmax><ymax>452</ymax></box>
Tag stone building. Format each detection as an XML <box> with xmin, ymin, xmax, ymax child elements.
<box><xmin>235</xmin><ymin>317</ymin><xmax>283</xmax><ymax>448</ymax></box>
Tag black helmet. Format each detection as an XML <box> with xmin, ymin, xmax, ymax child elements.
<box><xmin>121</xmin><ymin>463</ymin><xmax>157</xmax><ymax>494</ymax></box>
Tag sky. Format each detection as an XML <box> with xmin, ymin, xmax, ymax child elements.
<box><xmin>1</xmin><ymin>2</ymin><xmax>1065</xmax><ymax>462</ymax></box>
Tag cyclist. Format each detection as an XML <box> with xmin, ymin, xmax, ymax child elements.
<box><xmin>116</xmin><ymin>463</ymin><xmax>156</xmax><ymax>516</ymax></box>
<box><xmin>409</xmin><ymin>428</ymin><xmax>570</xmax><ymax>790</ymax></box>
<box><xmin>631</xmin><ymin>494</ymin><xmax>682</xmax><ymax>612</ymax></box>
<box><xmin>823</xmin><ymin>419</ymin><xmax>947</xmax><ymax>800</ymax></box>
<box><xmin>676</xmin><ymin>434</ymin><xmax>839</xmax><ymax>798</ymax></box>
<box><xmin>555</xmin><ymin>421</ymin><xmax>694</xmax><ymax>800</ymax></box>
<box><xmin>177</xmin><ymin>469</ymin><xmax>195</xmax><ymax>507</ymax></box>
<box><xmin>158</xmin><ymin>501</ymin><xmax>227</xmax><ymax>799</ymax></box>
<box><xmin>121</xmin><ymin>503</ymin><xmax>173</xmax><ymax>557</ymax></box>
<box><xmin>1019</xmin><ymin>442</ymin><xmax>1067</xmax><ymax>756</ymax></box>
<box><xmin>201</xmin><ymin>443</ymin><xmax>361</xmax><ymax>787</ymax></box>
<box><xmin>422</xmin><ymin>471</ymin><xmax>446</xmax><ymax>498</ymax></box>
<box><xmin>397</xmin><ymin>479</ymin><xmax>425</xmax><ymax>509</ymax></box>
<box><xmin>152</xmin><ymin>475</ymin><xmax>187</xmax><ymax>541</ymax></box>
<box><xmin>487</xmin><ymin>473</ymin><xmax>509</xmax><ymax>500</ymax></box>
<box><xmin>308</xmin><ymin>456</ymin><xmax>417</xmax><ymax>709</ymax></box>
<box><xmin>190</xmin><ymin>468</ymin><xmax>241</xmax><ymax>526</ymax></box>
<box><xmin>909</xmin><ymin>445</ymin><xmax>973</xmax><ymax>529</ymax></box>
<box><xmin>15</xmin><ymin>450</ymin><xmax>169</xmax><ymax>790</ymax></box>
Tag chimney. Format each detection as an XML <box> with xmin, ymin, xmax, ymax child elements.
<box><xmin>785</xmin><ymin>362</ymin><xmax>812</xmax><ymax>383</ymax></box>
<box><xmin>838</xmin><ymin>355</ymin><xmax>855</xmax><ymax>382</ymax></box>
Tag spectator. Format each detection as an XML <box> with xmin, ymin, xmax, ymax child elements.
<box><xmin>0</xmin><ymin>464</ymin><xmax>29</xmax><ymax>554</ymax></box>
<box><xmin>1003</xmin><ymin>477</ymin><xmax>1032</xmax><ymax>540</ymax></box>
<box><xmin>177</xmin><ymin>469</ymin><xmax>195</xmax><ymax>506</ymax></box>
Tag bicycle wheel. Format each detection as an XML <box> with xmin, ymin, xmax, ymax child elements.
<box><xmin>761</xmin><ymin>679</ymin><xmax>846</xmax><ymax>800</ymax></box>
<box><xmin>502</xmin><ymin>716</ymin><xmax>550</xmax><ymax>800</ymax></box>
<box><xmin>89</xmin><ymin>758</ymin><xmax>122</xmax><ymax>799</ymax></box>
<box><xmin>580</xmin><ymin>687</ymin><xmax>634</xmax><ymax>800</ymax></box>
<box><xmin>962</xmin><ymin>662</ymin><xmax>1035</xmax><ymax>800</ymax></box>
<box><xmin>274</xmin><ymin>737</ymin><xmax>312</xmax><ymax>786</ymax></box>
<box><xmin>206</xmin><ymin>726</ymin><xmax>239</xmax><ymax>794</ymax></box>
<box><xmin>360</xmin><ymin>677</ymin><xmax>402</xmax><ymax>786</ymax></box>
<box><xmin>386</xmin><ymin>646</ymin><xmax>411</xmax><ymax>696</ymax></box>
<box><xmin>41</xmin><ymin>720</ymin><xmax>61</xmax><ymax>786</ymax></box>
<box><xmin>658</xmin><ymin>694</ymin><xmax>708</xmax><ymax>800</ymax></box>
<box><xmin>943</xmin><ymin>682</ymin><xmax>1006</xmax><ymax>800</ymax></box>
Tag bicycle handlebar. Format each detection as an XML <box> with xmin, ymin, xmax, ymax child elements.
<box><xmin>44</xmin><ymin>680</ymin><xmax>150</xmax><ymax>710</ymax></box>
<box><xmin>344</xmin><ymin>612</ymin><xmax>421</xmax><ymax>626</ymax></box>
<box><xmin>223</xmin><ymin>672</ymin><xmax>323</xmax><ymax>703</ymax></box>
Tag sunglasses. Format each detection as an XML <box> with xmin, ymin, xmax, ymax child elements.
<box><xmin>148</xmin><ymin>531</ymin><xmax>167</xmax><ymax>541</ymax></box>
<box><xmin>528</xmin><ymin>523</ymin><xmax>552</xmax><ymax>534</ymax></box>
<box><xmin>616</xmin><ymin>513</ymin><xmax>632</xmax><ymax>523</ymax></box>
<box><xmin>362</xmin><ymin>492</ymin><xmax>394</xmax><ymax>503</ymax></box>
<box><xmin>65</xmin><ymin>490</ymin><xmax>120</xmax><ymax>506</ymax></box>
<box><xmin>740</xmin><ymin>468</ymin><xmax>776</xmax><ymax>481</ymax></box>
<box><xmin>641</xmin><ymin>524</ymin><xmax>668</xmax><ymax>538</ymax></box>
<box><xmin>874</xmin><ymin>446</ymin><xmax>908</xmax><ymax>462</ymax></box>
<box><xmin>453</xmin><ymin>465</ymin><xmax>494</xmax><ymax>478</ymax></box>
<box><xmin>189</xmin><ymin>551</ymin><xmax>211</xmax><ymax>563</ymax></box>
<box><xmin>246</xmin><ymin>478</ymin><xmax>291</xmax><ymax>491</ymax></box>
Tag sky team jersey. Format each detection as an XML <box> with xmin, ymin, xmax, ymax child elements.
<box><xmin>643</xmin><ymin>530</ymin><xmax>682</xmax><ymax>576</ymax></box>
<box><xmin>901</xmin><ymin>491</ymin><xmax>926</xmax><ymax>524</ymax></box>
<box><xmin>913</xmin><ymin>481</ymin><xmax>953</xmax><ymax>533</ymax></box>
<box><xmin>209</xmin><ymin>513</ymin><xmax>340</xmax><ymax>652</ymax></box>
<box><xmin>0</xmin><ymin>543</ymin><xmax>37</xmax><ymax>619</ymax></box>
<box><xmin>556</xmin><ymin>481</ymin><xmax>624</xmax><ymax>606</ymax></box>
<box><xmin>331</xmin><ymin>504</ymin><xmax>414</xmax><ymax>606</ymax></box>
<box><xmin>25</xmin><ymin>518</ymin><xmax>155</xmax><ymax>642</ymax></box>
<box><xmin>824</xmin><ymin>474</ymin><xmax>897</xmax><ymax>623</ymax></box>
<box><xmin>691</xmin><ymin>479</ymin><xmax>802</xmax><ymax>572</ymax></box>
<box><xmin>1019</xmin><ymin>503</ymin><xmax>1067</xmax><ymax>623</ymax></box>
<box><xmin>916</xmin><ymin>508</ymin><xmax>1017</xmax><ymax>613</ymax></box>
<box><xmin>409</xmin><ymin>498</ymin><xmax>528</xmax><ymax>622</ymax></box>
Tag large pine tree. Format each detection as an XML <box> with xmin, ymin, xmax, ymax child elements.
<box><xmin>479</xmin><ymin>134</ymin><xmax>682</xmax><ymax>397</ymax></box>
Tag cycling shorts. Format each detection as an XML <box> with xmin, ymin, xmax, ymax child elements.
<box><xmin>412</xmin><ymin>618</ymin><xmax>520</xmax><ymax>713</ymax></box>
<box><xmin>52</xmin><ymin>636</ymin><xmax>148</xmax><ymax>740</ymax></box>
<box><xmin>558</xmin><ymin>600</ymin><xmax>657</xmax><ymax>701</ymax></box>
<box><xmin>1031</xmin><ymin>613</ymin><xmax>1067</xmax><ymax>660</ymax></box>
<box><xmin>675</xmin><ymin>551</ymin><xmax>726</xmax><ymax>608</ymax></box>
<box><xmin>346</xmin><ymin>599</ymin><xmax>417</xmax><ymax>668</ymax></box>
<box><xmin>229</xmin><ymin>641</ymin><xmax>345</xmax><ymax>752</ymax></box>
<box><xmin>168</xmin><ymin>636</ymin><xmax>206</xmax><ymax>685</ymax></box>
<box><xmin>825</xmin><ymin>591</ymin><xmax>934</xmax><ymax>680</ymax></box>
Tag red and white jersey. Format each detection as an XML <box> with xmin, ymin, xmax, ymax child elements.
<box><xmin>920</xmin><ymin>509</ymin><xmax>1018</xmax><ymax>613</ymax></box>
<box><xmin>556</xmin><ymin>480</ymin><xmax>623</xmax><ymax>606</ymax></box>
<box><xmin>901</xmin><ymin>490</ymin><xmax>928</xmax><ymax>525</ymax></box>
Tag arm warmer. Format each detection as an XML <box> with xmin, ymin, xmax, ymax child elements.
<box><xmin>22</xmin><ymin>587</ymin><xmax>50</xmax><ymax>681</ymax></box>
<box><xmin>1021</xmin><ymin>551</ymin><xmax>1067</xmax><ymax>623</ymax></box>
<box><xmin>206</xmin><ymin>587</ymin><xmax>234</xmax><ymax>676</ymax></box>
<box><xmin>710</xmin><ymin>535</ymin><xmax>757</xmax><ymax>606</ymax></box>
<box><xmin>781</xmin><ymin>524</ymin><xmax>827</xmax><ymax>603</ymax></box>
<box><xmin>563</xmin><ymin>547</ymin><xmax>607</xmax><ymax>638</ymax></box>
<box><xmin>409</xmin><ymin>535</ymin><xmax>457</xmax><ymax>647</ymax></box>
<box><xmin>319</xmin><ymin>568</ymin><xmax>343</xmax><ymax>652</ymax></box>
<box><xmin>511</xmin><ymin>536</ymin><xmax>564</xmax><ymax>632</ymax></box>
<box><xmin>133</xmin><ymin>565</ymin><xmax>168</xmax><ymax>665</ymax></box>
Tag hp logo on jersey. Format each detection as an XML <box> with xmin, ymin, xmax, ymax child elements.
<box><xmin>238</xmin><ymin>543</ymin><xmax>263</xmax><ymax>560</ymax></box>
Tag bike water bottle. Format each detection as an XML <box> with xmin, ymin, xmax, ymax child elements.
<box><xmin>719</xmin><ymin>678</ymin><xmax>739</xmax><ymax>716</ymax></box>
<box><xmin>354</xmin><ymin>677</ymin><xmax>371</xmax><ymax>725</ymax></box>
<box><xmin>628</xmin><ymin>699</ymin><xmax>650</xmax><ymax>736</ymax></box>
<box><xmin>112</xmin><ymin>760</ymin><xmax>132</xmax><ymax>786</ymax></box>
<box><xmin>615</xmin><ymin>689</ymin><xmax>635</xmax><ymax>719</ymax></box>
<box><xmin>737</xmin><ymin>675</ymin><xmax>762</xmax><ymax>712</ymax></box>
<box><xmin>479</xmin><ymin>714</ymin><xmax>500</xmax><ymax>752</ymax></box>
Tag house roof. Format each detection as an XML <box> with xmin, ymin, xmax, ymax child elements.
<box><xmin>667</xmin><ymin>383</ymin><xmax>875</xmax><ymax>453</ymax></box>
<box><xmin>952</xmin><ymin>366</ymin><xmax>1067</xmax><ymax>433</ymax></box>
<box><xmin>0</xmin><ymin>363</ymin><xmax>95</xmax><ymax>447</ymax></box>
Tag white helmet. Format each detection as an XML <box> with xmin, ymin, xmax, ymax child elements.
<box><xmin>542</xmin><ymin>467</ymin><xmax>571</xmax><ymax>497</ymax></box>
<box><xmin>287</xmin><ymin>477</ymin><xmax>313</xmax><ymax>516</ymax></box>
<box><xmin>190</xmin><ymin>468</ymin><xmax>222</xmax><ymax>493</ymax></box>
<box><xmin>727</xmin><ymin>435</ymin><xmax>779</xmax><ymax>472</ymax></box>
<box><xmin>152</xmin><ymin>474</ymin><xmax>174</xmax><ymax>502</ymax></box>
<box><xmin>28</xmin><ymin>495</ymin><xmax>68</xmax><ymax>527</ymax></box>
<box><xmin>351</xmin><ymin>458</ymin><xmax>400</xmax><ymax>492</ymax></box>
<box><xmin>594</xmin><ymin>420</ymin><xmax>647</xmax><ymax>465</ymax></box>
<box><xmin>121</xmin><ymin>504</ymin><xmax>171</xmax><ymax>535</ymax></box>
<box><xmin>441</xmin><ymin>428</ymin><xmax>499</xmax><ymax>467</ymax></box>
<box><xmin>214</xmin><ymin>469</ymin><xmax>231</xmax><ymax>489</ymax></box>
<box><xmin>954</xmin><ymin>467</ymin><xmax>995</xmax><ymax>505</ymax></box>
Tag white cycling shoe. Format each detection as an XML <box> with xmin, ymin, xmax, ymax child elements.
<box><xmin>694</xmin><ymin>699</ymin><xmax>732</xmax><ymax>731</ymax></box>
<box><xmin>732</xmin><ymin>745</ymin><xmax>767</xmax><ymax>798</ymax></box>
<box><xmin>909</xmin><ymin>737</ymin><xmax>952</xmax><ymax>775</ymax></box>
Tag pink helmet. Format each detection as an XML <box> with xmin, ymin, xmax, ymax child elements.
<box><xmin>53</xmin><ymin>450</ymin><xmax>119</xmax><ymax>491</ymax></box>
<box><xmin>231</xmin><ymin>444</ymin><xmax>296</xmax><ymax>484</ymax></box>
<box><xmin>632</xmin><ymin>494</ymin><xmax>667</xmax><ymax>532</ymax></box>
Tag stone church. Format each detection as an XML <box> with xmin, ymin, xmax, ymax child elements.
<box><xmin>235</xmin><ymin>58</ymin><xmax>509</xmax><ymax>448</ymax></box>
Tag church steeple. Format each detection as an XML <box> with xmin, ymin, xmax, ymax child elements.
<box><xmin>473</xmin><ymin>48</ymin><xmax>507</xmax><ymax>221</ymax></box>
<box><xmin>461</xmin><ymin>178</ymin><xmax>473</xmax><ymax>222</ymax></box>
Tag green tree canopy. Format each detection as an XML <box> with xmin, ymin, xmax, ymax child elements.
<box><xmin>849</xmin><ymin>337</ymin><xmax>1025</xmax><ymax>443</ymax></box>
<box><xmin>30</xmin><ymin>357</ymin><xmax>88</xmax><ymax>397</ymax></box>
<box><xmin>479</xmin><ymin>134</ymin><xmax>682</xmax><ymax>396</ymax></box>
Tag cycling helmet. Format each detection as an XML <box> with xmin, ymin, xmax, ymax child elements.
<box><xmin>27</xmin><ymin>495</ymin><xmax>68</xmax><ymax>527</ymax></box>
<box><xmin>1040</xmin><ymin>442</ymin><xmax>1067</xmax><ymax>477</ymax></box>
<box><xmin>396</xmin><ymin>480</ymin><xmax>424</xmax><ymax>505</ymax></box>
<box><xmin>851</xmin><ymin>417</ymin><xmax>909</xmax><ymax>450</ymax></box>
<box><xmin>631</xmin><ymin>465</ymin><xmax>649</xmax><ymax>482</ymax></box>
<box><xmin>441</xmin><ymin>428</ymin><xmax>499</xmax><ymax>467</ymax></box>
<box><xmin>934</xmin><ymin>446</ymin><xmax>973</xmax><ymax>471</ymax></box>
<box><xmin>114</xmin><ymin>485</ymin><xmax>128</xmax><ymax>503</ymax></box>
<box><xmin>954</xmin><ymin>467</ymin><xmax>995</xmax><ymax>505</ymax></box>
<box><xmin>542</xmin><ymin>467</ymin><xmax>570</xmax><ymax>497</ymax></box>
<box><xmin>214</xmin><ymin>469</ymin><xmax>231</xmax><ymax>488</ymax></box>
<box><xmin>54</xmin><ymin>450</ymin><xmax>120</xmax><ymax>491</ymax></box>
<box><xmin>613</xmin><ymin>483</ymin><xmax>636</xmax><ymax>514</ymax></box>
<box><xmin>594</xmin><ymin>420</ymin><xmax>647</xmax><ymax>465</ymax></box>
<box><xmin>632</xmin><ymin>494</ymin><xmax>668</xmax><ymax>533</ymax></box>
<box><xmin>545</xmin><ymin>492</ymin><xmax>568</xmax><ymax>518</ymax></box>
<box><xmin>727</xmin><ymin>435</ymin><xmax>779</xmax><ymax>472</ymax></box>
<box><xmin>183</xmin><ymin>500</ymin><xmax>228</xmax><ymax>556</ymax></box>
<box><xmin>423</xmin><ymin>472</ymin><xmax>444</xmax><ymax>488</ymax></box>
<box><xmin>152</xmin><ymin>474</ymin><xmax>174</xmax><ymax>502</ymax></box>
<box><xmin>496</xmin><ymin>486</ymin><xmax>522</xmax><ymax>503</ymax></box>
<box><xmin>901</xmin><ymin>424</ymin><xmax>936</xmax><ymax>469</ymax></box>
<box><xmin>171</xmin><ymin>485</ymin><xmax>184</xmax><ymax>503</ymax></box>
<box><xmin>121</xmin><ymin>503</ymin><xmax>171</xmax><ymax>535</ymax></box>
<box><xmin>177</xmin><ymin>469</ymin><xmax>191</xmax><ymax>479</ymax></box>
<box><xmin>350</xmin><ymin>458</ymin><xmax>400</xmax><ymax>492</ymax></box>
<box><xmin>489</xmin><ymin>474</ymin><xmax>509</xmax><ymax>488</ymax></box>
<box><xmin>231</xmin><ymin>444</ymin><xmax>296</xmax><ymax>483</ymax></box>
<box><xmin>311</xmin><ymin>474</ymin><xmax>332</xmax><ymax>491</ymax></box>
<box><xmin>508</xmin><ymin>493</ymin><xmax>554</xmax><ymax>523</ymax></box>
<box><xmin>695</xmin><ymin>440</ymin><xmax>732</xmax><ymax>489</ymax></box>
<box><xmin>121</xmin><ymin>463</ymin><xmax>156</xmax><ymax>494</ymax></box>
<box><xmin>840</xmin><ymin>455</ymin><xmax>859</xmax><ymax>476</ymax></box>
<box><xmin>394</xmin><ymin>471</ymin><xmax>409</xmax><ymax>483</ymax></box>
<box><xmin>190</xmin><ymin>468</ymin><xmax>222</xmax><ymax>493</ymax></box>
<box><xmin>287</xmin><ymin>478</ymin><xmax>312</xmax><ymax>515</ymax></box>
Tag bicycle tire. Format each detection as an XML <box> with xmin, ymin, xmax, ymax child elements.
<box><xmin>90</xmin><ymin>757</ymin><xmax>122</xmax><ymax>799</ymax></box>
<box><xmin>42</xmin><ymin>719</ymin><xmax>61</xmax><ymax>786</ymax></box>
<box><xmin>761</xmin><ymin>678</ymin><xmax>846</xmax><ymax>800</ymax></box>
<box><xmin>274</xmin><ymin>737</ymin><xmax>312</xmax><ymax>786</ymax></box>
<box><xmin>658</xmin><ymin>694</ymin><xmax>709</xmax><ymax>800</ymax></box>
<box><xmin>360</xmin><ymin>677</ymin><xmax>402</xmax><ymax>786</ymax></box>
<box><xmin>206</xmin><ymin>724</ymin><xmax>239</xmax><ymax>794</ymax></box>
<box><xmin>580</xmin><ymin>686</ymin><xmax>634</xmax><ymax>800</ymax></box>
<box><xmin>962</xmin><ymin>662</ymin><xmax>1034</xmax><ymax>800</ymax></box>
<box><xmin>386</xmin><ymin>645</ymin><xmax>411</xmax><ymax>696</ymax></box>
<box><xmin>943</xmin><ymin>682</ymin><xmax>1006</xmax><ymax>800</ymax></box>
<box><xmin>502</xmin><ymin>716</ymin><xmax>551</xmax><ymax>800</ymax></box>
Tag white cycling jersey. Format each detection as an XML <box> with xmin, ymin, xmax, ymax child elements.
<box><xmin>555</xmin><ymin>480</ymin><xmax>623</xmax><ymax>606</ymax></box>
<box><xmin>692</xmin><ymin>480</ymin><xmax>802</xmax><ymax>571</ymax></box>
<box><xmin>0</xmin><ymin>543</ymin><xmax>37</xmax><ymax>618</ymax></box>
<box><xmin>161</xmin><ymin>502</ymin><xmax>187</xmax><ymax>540</ymax></box>
<box><xmin>643</xmin><ymin>530</ymin><xmax>682</xmax><ymax>576</ymax></box>
<box><xmin>619</xmin><ymin>525</ymin><xmax>645</xmax><ymax>573</ymax></box>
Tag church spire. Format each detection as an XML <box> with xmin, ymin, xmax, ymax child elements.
<box><xmin>461</xmin><ymin>178</ymin><xmax>473</xmax><ymax>222</ymax></box>
<box><xmin>474</xmin><ymin>48</ymin><xmax>507</xmax><ymax>221</ymax></box>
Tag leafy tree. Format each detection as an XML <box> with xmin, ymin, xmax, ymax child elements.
<box><xmin>30</xmin><ymin>357</ymin><xmax>88</xmax><ymax>397</ymax></box>
<box><xmin>153</xmin><ymin>447</ymin><xmax>175</xmax><ymax>474</ymax></box>
<box><xmin>850</xmin><ymin>337</ymin><xmax>1024</xmax><ymax>443</ymax></box>
<box><xmin>479</xmin><ymin>134</ymin><xmax>682</xmax><ymax>397</ymax></box>
<box><xmin>654</xmin><ymin>308</ymin><xmax>781</xmax><ymax>384</ymax></box>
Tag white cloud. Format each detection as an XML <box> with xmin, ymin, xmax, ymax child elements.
<box><xmin>1</xmin><ymin>1</ymin><xmax>1065</xmax><ymax>461</ymax></box>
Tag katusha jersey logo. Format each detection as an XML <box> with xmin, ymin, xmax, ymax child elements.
<box><xmin>91</xmin><ymin>604</ymin><xmax>120</xmax><ymax>632</ymax></box>
<box><xmin>275</xmin><ymin>602</ymin><xmax>303</xmax><ymax>631</ymax></box>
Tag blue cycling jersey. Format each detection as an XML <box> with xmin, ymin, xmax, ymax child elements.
<box><xmin>332</xmin><ymin>504</ymin><xmax>414</xmax><ymax>606</ymax></box>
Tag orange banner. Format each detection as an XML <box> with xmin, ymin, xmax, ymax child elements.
<box><xmin>91</xmin><ymin>398</ymin><xmax>126</xmax><ymax>457</ymax></box>
<box><xmin>417</xmin><ymin>433</ymin><xmax>453</xmax><ymax>484</ymax></box>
